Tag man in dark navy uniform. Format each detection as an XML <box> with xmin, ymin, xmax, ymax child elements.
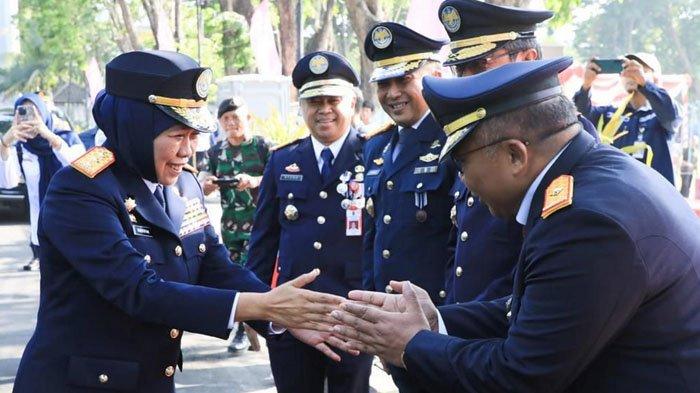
<box><xmin>331</xmin><ymin>57</ymin><xmax>700</xmax><ymax>392</ymax></box>
<box><xmin>246</xmin><ymin>51</ymin><xmax>373</xmax><ymax>393</ymax></box>
<box><xmin>360</xmin><ymin>22</ymin><xmax>456</xmax><ymax>391</ymax></box>
<box><xmin>438</xmin><ymin>0</ymin><xmax>599</xmax><ymax>304</ymax></box>
<box><xmin>12</xmin><ymin>50</ymin><xmax>345</xmax><ymax>393</ymax></box>
<box><xmin>574</xmin><ymin>52</ymin><xmax>681</xmax><ymax>185</ymax></box>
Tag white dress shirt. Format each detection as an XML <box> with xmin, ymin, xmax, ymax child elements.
<box><xmin>310</xmin><ymin>128</ymin><xmax>351</xmax><ymax>172</ymax></box>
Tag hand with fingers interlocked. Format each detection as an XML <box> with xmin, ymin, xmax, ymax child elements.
<box><xmin>329</xmin><ymin>281</ymin><xmax>436</xmax><ymax>368</ymax></box>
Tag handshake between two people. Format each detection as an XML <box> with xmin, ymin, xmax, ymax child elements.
<box><xmin>239</xmin><ymin>269</ymin><xmax>438</xmax><ymax>368</ymax></box>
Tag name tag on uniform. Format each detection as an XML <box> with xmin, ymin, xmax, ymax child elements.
<box><xmin>367</xmin><ymin>168</ymin><xmax>381</xmax><ymax>176</ymax></box>
<box><xmin>132</xmin><ymin>224</ymin><xmax>153</xmax><ymax>237</ymax></box>
<box><xmin>413</xmin><ymin>166</ymin><xmax>438</xmax><ymax>174</ymax></box>
<box><xmin>179</xmin><ymin>198</ymin><xmax>211</xmax><ymax>237</ymax></box>
<box><xmin>346</xmin><ymin>205</ymin><xmax>362</xmax><ymax>236</ymax></box>
<box><xmin>280</xmin><ymin>174</ymin><xmax>304</xmax><ymax>182</ymax></box>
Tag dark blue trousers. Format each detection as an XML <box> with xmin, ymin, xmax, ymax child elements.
<box><xmin>268</xmin><ymin>333</ymin><xmax>373</xmax><ymax>393</ymax></box>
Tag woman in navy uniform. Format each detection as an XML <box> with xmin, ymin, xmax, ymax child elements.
<box><xmin>13</xmin><ymin>50</ymin><xmax>345</xmax><ymax>393</ymax></box>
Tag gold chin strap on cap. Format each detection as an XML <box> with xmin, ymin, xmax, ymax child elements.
<box><xmin>448</xmin><ymin>32</ymin><xmax>521</xmax><ymax>62</ymax></box>
<box><xmin>443</xmin><ymin>108</ymin><xmax>487</xmax><ymax>136</ymax></box>
<box><xmin>373</xmin><ymin>52</ymin><xmax>442</xmax><ymax>68</ymax></box>
<box><xmin>449</xmin><ymin>32</ymin><xmax>521</xmax><ymax>50</ymax></box>
<box><xmin>148</xmin><ymin>95</ymin><xmax>206</xmax><ymax>108</ymax></box>
<box><xmin>299</xmin><ymin>78</ymin><xmax>354</xmax><ymax>98</ymax></box>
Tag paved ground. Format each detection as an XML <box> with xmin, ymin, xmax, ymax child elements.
<box><xmin>0</xmin><ymin>197</ymin><xmax>397</xmax><ymax>393</ymax></box>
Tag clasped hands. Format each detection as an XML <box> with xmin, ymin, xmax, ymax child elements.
<box><xmin>252</xmin><ymin>270</ymin><xmax>438</xmax><ymax>368</ymax></box>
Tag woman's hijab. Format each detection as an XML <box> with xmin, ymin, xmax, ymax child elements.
<box><xmin>92</xmin><ymin>90</ymin><xmax>178</xmax><ymax>183</ymax></box>
<box><xmin>13</xmin><ymin>93</ymin><xmax>60</xmax><ymax>203</ymax></box>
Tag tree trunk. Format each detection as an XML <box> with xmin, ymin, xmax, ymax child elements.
<box><xmin>234</xmin><ymin>0</ymin><xmax>255</xmax><ymax>24</ymax></box>
<box><xmin>141</xmin><ymin>0</ymin><xmax>159</xmax><ymax>47</ymax></box>
<box><xmin>140</xmin><ymin>0</ymin><xmax>176</xmax><ymax>50</ymax></box>
<box><xmin>115</xmin><ymin>0</ymin><xmax>141</xmax><ymax>50</ymax></box>
<box><xmin>173</xmin><ymin>0</ymin><xmax>181</xmax><ymax>47</ymax></box>
<box><xmin>345</xmin><ymin>0</ymin><xmax>382</xmax><ymax>103</ymax></box>
<box><xmin>306</xmin><ymin>0</ymin><xmax>336</xmax><ymax>53</ymax></box>
<box><xmin>277</xmin><ymin>0</ymin><xmax>299</xmax><ymax>76</ymax></box>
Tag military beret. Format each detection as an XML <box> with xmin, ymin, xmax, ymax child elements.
<box><xmin>217</xmin><ymin>96</ymin><xmax>247</xmax><ymax>118</ymax></box>
<box><xmin>422</xmin><ymin>56</ymin><xmax>573</xmax><ymax>160</ymax></box>
<box><xmin>292</xmin><ymin>51</ymin><xmax>360</xmax><ymax>99</ymax></box>
<box><xmin>439</xmin><ymin>0</ymin><xmax>553</xmax><ymax>66</ymax></box>
<box><xmin>364</xmin><ymin>22</ymin><xmax>447</xmax><ymax>82</ymax></box>
<box><xmin>105</xmin><ymin>50</ymin><xmax>217</xmax><ymax>132</ymax></box>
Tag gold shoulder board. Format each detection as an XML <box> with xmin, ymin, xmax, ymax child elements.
<box><xmin>70</xmin><ymin>147</ymin><xmax>115</xmax><ymax>179</ymax></box>
<box><xmin>271</xmin><ymin>136</ymin><xmax>305</xmax><ymax>152</ymax></box>
<box><xmin>364</xmin><ymin>122</ymin><xmax>395</xmax><ymax>139</ymax></box>
<box><xmin>541</xmin><ymin>175</ymin><xmax>573</xmax><ymax>219</ymax></box>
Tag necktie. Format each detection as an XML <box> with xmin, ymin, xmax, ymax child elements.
<box><xmin>154</xmin><ymin>184</ymin><xmax>166</xmax><ymax>211</ymax></box>
<box><xmin>320</xmin><ymin>147</ymin><xmax>334</xmax><ymax>184</ymax></box>
<box><xmin>392</xmin><ymin>128</ymin><xmax>410</xmax><ymax>162</ymax></box>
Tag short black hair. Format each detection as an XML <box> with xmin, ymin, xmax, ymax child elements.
<box><xmin>471</xmin><ymin>94</ymin><xmax>579</xmax><ymax>154</ymax></box>
<box><xmin>362</xmin><ymin>101</ymin><xmax>375</xmax><ymax>111</ymax></box>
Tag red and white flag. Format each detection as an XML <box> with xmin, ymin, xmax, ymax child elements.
<box><xmin>250</xmin><ymin>0</ymin><xmax>282</xmax><ymax>75</ymax></box>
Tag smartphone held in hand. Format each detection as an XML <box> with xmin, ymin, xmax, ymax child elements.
<box><xmin>17</xmin><ymin>105</ymin><xmax>37</xmax><ymax>123</ymax></box>
<box><xmin>592</xmin><ymin>59</ymin><xmax>624</xmax><ymax>74</ymax></box>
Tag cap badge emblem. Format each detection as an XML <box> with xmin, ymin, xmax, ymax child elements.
<box><xmin>371</xmin><ymin>26</ymin><xmax>393</xmax><ymax>49</ymax></box>
<box><xmin>441</xmin><ymin>6</ymin><xmax>461</xmax><ymax>33</ymax></box>
<box><xmin>309</xmin><ymin>55</ymin><xmax>329</xmax><ymax>75</ymax></box>
<box><xmin>195</xmin><ymin>69</ymin><xmax>213</xmax><ymax>99</ymax></box>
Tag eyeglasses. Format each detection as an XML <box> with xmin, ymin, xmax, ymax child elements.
<box><xmin>450</xmin><ymin>121</ymin><xmax>579</xmax><ymax>169</ymax></box>
<box><xmin>454</xmin><ymin>50</ymin><xmax>520</xmax><ymax>76</ymax></box>
<box><xmin>451</xmin><ymin>137</ymin><xmax>529</xmax><ymax>168</ymax></box>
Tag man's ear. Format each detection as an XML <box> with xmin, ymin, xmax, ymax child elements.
<box><xmin>520</xmin><ymin>48</ymin><xmax>539</xmax><ymax>61</ymax></box>
<box><xmin>505</xmin><ymin>139</ymin><xmax>529</xmax><ymax>175</ymax></box>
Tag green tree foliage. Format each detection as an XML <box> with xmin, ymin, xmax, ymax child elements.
<box><xmin>3</xmin><ymin>0</ymin><xmax>119</xmax><ymax>93</ymax></box>
<box><xmin>573</xmin><ymin>0</ymin><xmax>699</xmax><ymax>90</ymax></box>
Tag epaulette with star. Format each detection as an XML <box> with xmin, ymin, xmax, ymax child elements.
<box><xmin>541</xmin><ymin>175</ymin><xmax>573</xmax><ymax>219</ymax></box>
<box><xmin>363</xmin><ymin>122</ymin><xmax>395</xmax><ymax>139</ymax></box>
<box><xmin>271</xmin><ymin>136</ymin><xmax>306</xmax><ymax>152</ymax></box>
<box><xmin>70</xmin><ymin>146</ymin><xmax>115</xmax><ymax>178</ymax></box>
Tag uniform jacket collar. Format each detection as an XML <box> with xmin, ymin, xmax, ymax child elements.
<box><xmin>382</xmin><ymin>115</ymin><xmax>442</xmax><ymax>179</ymax></box>
<box><xmin>524</xmin><ymin>131</ymin><xmax>596</xmax><ymax>234</ymax></box>
<box><xmin>295</xmin><ymin>128</ymin><xmax>363</xmax><ymax>189</ymax></box>
<box><xmin>113</xmin><ymin>162</ymin><xmax>181</xmax><ymax>239</ymax></box>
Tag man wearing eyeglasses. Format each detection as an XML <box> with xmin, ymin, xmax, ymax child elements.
<box><xmin>438</xmin><ymin>0</ymin><xmax>599</xmax><ymax>306</ymax></box>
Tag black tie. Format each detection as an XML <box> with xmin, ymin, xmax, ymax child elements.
<box><xmin>154</xmin><ymin>184</ymin><xmax>166</xmax><ymax>211</ymax></box>
<box><xmin>321</xmin><ymin>147</ymin><xmax>334</xmax><ymax>183</ymax></box>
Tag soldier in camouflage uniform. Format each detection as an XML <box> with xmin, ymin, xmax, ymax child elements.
<box><xmin>203</xmin><ymin>97</ymin><xmax>272</xmax><ymax>265</ymax></box>
<box><xmin>202</xmin><ymin>97</ymin><xmax>272</xmax><ymax>354</ymax></box>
